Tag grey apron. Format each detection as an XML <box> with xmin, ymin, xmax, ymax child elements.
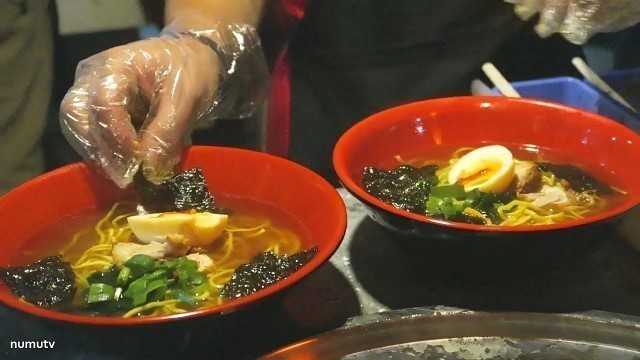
<box><xmin>0</xmin><ymin>0</ymin><xmax>52</xmax><ymax>194</ymax></box>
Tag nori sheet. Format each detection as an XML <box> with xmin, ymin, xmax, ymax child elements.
<box><xmin>0</xmin><ymin>255</ymin><xmax>76</xmax><ymax>307</ymax></box>
<box><xmin>221</xmin><ymin>247</ymin><xmax>318</xmax><ymax>299</ymax></box>
<box><xmin>362</xmin><ymin>164</ymin><xmax>439</xmax><ymax>213</ymax></box>
<box><xmin>537</xmin><ymin>162</ymin><xmax>613</xmax><ymax>195</ymax></box>
<box><xmin>134</xmin><ymin>168</ymin><xmax>222</xmax><ymax>213</ymax></box>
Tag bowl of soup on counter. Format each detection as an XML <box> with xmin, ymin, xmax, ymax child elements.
<box><xmin>333</xmin><ymin>96</ymin><xmax>640</xmax><ymax>239</ymax></box>
<box><xmin>0</xmin><ymin>146</ymin><xmax>347</xmax><ymax>325</ymax></box>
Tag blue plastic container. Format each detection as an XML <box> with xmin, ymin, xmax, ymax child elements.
<box><xmin>585</xmin><ymin>67</ymin><xmax>640</xmax><ymax>114</ymax></box>
<box><xmin>492</xmin><ymin>76</ymin><xmax>640</xmax><ymax>133</ymax></box>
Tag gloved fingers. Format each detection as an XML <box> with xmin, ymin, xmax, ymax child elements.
<box><xmin>60</xmin><ymin>23</ymin><xmax>268</xmax><ymax>188</ymax></box>
<box><xmin>139</xmin><ymin>75</ymin><xmax>200</xmax><ymax>183</ymax></box>
<box><xmin>61</xmin><ymin>84</ymin><xmax>137</xmax><ymax>188</ymax></box>
<box><xmin>514</xmin><ymin>5</ymin><xmax>539</xmax><ymax>20</ymax></box>
<box><xmin>560</xmin><ymin>0</ymin><xmax>602</xmax><ymax>44</ymax></box>
<box><xmin>535</xmin><ymin>0</ymin><xmax>570</xmax><ymax>38</ymax></box>
<box><xmin>507</xmin><ymin>0</ymin><xmax>640</xmax><ymax>45</ymax></box>
<box><xmin>505</xmin><ymin>0</ymin><xmax>544</xmax><ymax>18</ymax></box>
<box><xmin>60</xmin><ymin>81</ymin><xmax>102</xmax><ymax>160</ymax></box>
<box><xmin>136</xmin><ymin>39</ymin><xmax>222</xmax><ymax>183</ymax></box>
<box><xmin>89</xmin><ymin>71</ymin><xmax>139</xmax><ymax>160</ymax></box>
<box><xmin>61</xmin><ymin>59</ymin><xmax>142</xmax><ymax>188</ymax></box>
<box><xmin>505</xmin><ymin>0</ymin><xmax>569</xmax><ymax>35</ymax></box>
<box><xmin>504</xmin><ymin>0</ymin><xmax>544</xmax><ymax>9</ymax></box>
<box><xmin>89</xmin><ymin>78</ymin><xmax>141</xmax><ymax>186</ymax></box>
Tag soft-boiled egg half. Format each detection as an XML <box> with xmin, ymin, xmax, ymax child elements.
<box><xmin>448</xmin><ymin>145</ymin><xmax>515</xmax><ymax>194</ymax></box>
<box><xmin>127</xmin><ymin>212</ymin><xmax>228</xmax><ymax>248</ymax></box>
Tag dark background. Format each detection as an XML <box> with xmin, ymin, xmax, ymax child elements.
<box><xmin>42</xmin><ymin>1</ymin><xmax>640</xmax><ymax>173</ymax></box>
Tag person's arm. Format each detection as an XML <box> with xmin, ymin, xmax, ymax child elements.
<box><xmin>165</xmin><ymin>0</ymin><xmax>266</xmax><ymax>29</ymax></box>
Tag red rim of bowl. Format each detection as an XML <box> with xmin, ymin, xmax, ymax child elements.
<box><xmin>0</xmin><ymin>147</ymin><xmax>347</xmax><ymax>325</ymax></box>
<box><xmin>334</xmin><ymin>96</ymin><xmax>640</xmax><ymax>234</ymax></box>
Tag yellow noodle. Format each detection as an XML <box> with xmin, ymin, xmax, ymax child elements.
<box><xmin>227</xmin><ymin>221</ymin><xmax>270</xmax><ymax>233</ymax></box>
<box><xmin>211</xmin><ymin>230</ymin><xmax>235</xmax><ymax>265</ymax></box>
<box><xmin>123</xmin><ymin>299</ymin><xmax>180</xmax><ymax>318</ymax></box>
<box><xmin>462</xmin><ymin>207</ymin><xmax>492</xmax><ymax>225</ymax></box>
<box><xmin>611</xmin><ymin>186</ymin><xmax>628</xmax><ymax>195</ymax></box>
<box><xmin>393</xmin><ymin>155</ymin><xmax>426</xmax><ymax>167</ymax></box>
<box><xmin>72</xmin><ymin>260</ymin><xmax>113</xmax><ymax>269</ymax></box>
<box><xmin>208</xmin><ymin>272</ymin><xmax>234</xmax><ymax>285</ymax></box>
<box><xmin>66</xmin><ymin>201</ymin><xmax>303</xmax><ymax>318</ymax></box>
<box><xmin>59</xmin><ymin>229</ymin><xmax>90</xmax><ymax>255</ymax></box>
<box><xmin>541</xmin><ymin>171</ymin><xmax>557</xmax><ymax>186</ymax></box>
<box><xmin>241</xmin><ymin>228</ymin><xmax>267</xmax><ymax>238</ymax></box>
<box><xmin>451</xmin><ymin>147</ymin><xmax>475</xmax><ymax>159</ymax></box>
<box><xmin>74</xmin><ymin>277</ymin><xmax>90</xmax><ymax>288</ymax></box>
<box><xmin>194</xmin><ymin>291</ymin><xmax>210</xmax><ymax>301</ymax></box>
<box><xmin>496</xmin><ymin>192</ymin><xmax>608</xmax><ymax>226</ymax></box>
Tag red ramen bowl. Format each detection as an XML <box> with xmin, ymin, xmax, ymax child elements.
<box><xmin>333</xmin><ymin>96</ymin><xmax>640</xmax><ymax>240</ymax></box>
<box><xmin>0</xmin><ymin>146</ymin><xmax>346</xmax><ymax>325</ymax></box>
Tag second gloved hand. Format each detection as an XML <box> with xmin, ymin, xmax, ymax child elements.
<box><xmin>506</xmin><ymin>0</ymin><xmax>640</xmax><ymax>45</ymax></box>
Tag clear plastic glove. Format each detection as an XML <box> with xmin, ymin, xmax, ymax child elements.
<box><xmin>60</xmin><ymin>22</ymin><xmax>269</xmax><ymax>188</ymax></box>
<box><xmin>505</xmin><ymin>0</ymin><xmax>640</xmax><ymax>45</ymax></box>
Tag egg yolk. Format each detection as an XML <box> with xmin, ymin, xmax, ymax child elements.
<box><xmin>455</xmin><ymin>159</ymin><xmax>503</xmax><ymax>187</ymax></box>
<box><xmin>447</xmin><ymin>145</ymin><xmax>515</xmax><ymax>194</ymax></box>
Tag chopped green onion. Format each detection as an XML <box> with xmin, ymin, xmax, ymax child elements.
<box><xmin>87</xmin><ymin>283</ymin><xmax>116</xmax><ymax>303</ymax></box>
<box><xmin>145</xmin><ymin>279</ymin><xmax>169</xmax><ymax>302</ymax></box>
<box><xmin>86</xmin><ymin>255</ymin><xmax>211</xmax><ymax>312</ymax></box>
<box><xmin>116</xmin><ymin>266</ymin><xmax>131</xmax><ymax>287</ymax></box>
<box><xmin>188</xmin><ymin>271</ymin><xmax>206</xmax><ymax>286</ymax></box>
<box><xmin>123</xmin><ymin>277</ymin><xmax>149</xmax><ymax>306</ymax></box>
<box><xmin>86</xmin><ymin>266</ymin><xmax>120</xmax><ymax>286</ymax></box>
<box><xmin>124</xmin><ymin>254</ymin><xmax>155</xmax><ymax>277</ymax></box>
<box><xmin>430</xmin><ymin>184</ymin><xmax>466</xmax><ymax>199</ymax></box>
<box><xmin>168</xmin><ymin>289</ymin><xmax>197</xmax><ymax>308</ymax></box>
<box><xmin>146</xmin><ymin>269</ymin><xmax>167</xmax><ymax>282</ymax></box>
<box><xmin>189</xmin><ymin>283</ymin><xmax>212</xmax><ymax>298</ymax></box>
<box><xmin>114</xmin><ymin>287</ymin><xmax>123</xmax><ymax>299</ymax></box>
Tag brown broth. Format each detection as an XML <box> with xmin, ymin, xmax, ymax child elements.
<box><xmin>11</xmin><ymin>196</ymin><xmax>309</xmax><ymax>270</ymax></box>
<box><xmin>7</xmin><ymin>196</ymin><xmax>311</xmax><ymax>315</ymax></box>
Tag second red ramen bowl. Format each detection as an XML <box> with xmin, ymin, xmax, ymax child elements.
<box><xmin>0</xmin><ymin>146</ymin><xmax>347</xmax><ymax>325</ymax></box>
<box><xmin>333</xmin><ymin>96</ymin><xmax>640</xmax><ymax>240</ymax></box>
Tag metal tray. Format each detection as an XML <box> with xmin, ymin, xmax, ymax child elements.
<box><xmin>263</xmin><ymin>307</ymin><xmax>640</xmax><ymax>359</ymax></box>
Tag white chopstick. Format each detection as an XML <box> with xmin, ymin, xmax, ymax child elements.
<box><xmin>481</xmin><ymin>62</ymin><xmax>521</xmax><ymax>98</ymax></box>
<box><xmin>571</xmin><ymin>57</ymin><xmax>637</xmax><ymax>112</ymax></box>
<box><xmin>470</xmin><ymin>78</ymin><xmax>496</xmax><ymax>96</ymax></box>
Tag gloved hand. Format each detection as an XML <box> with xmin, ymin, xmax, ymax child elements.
<box><xmin>61</xmin><ymin>22</ymin><xmax>269</xmax><ymax>188</ymax></box>
<box><xmin>505</xmin><ymin>0</ymin><xmax>640</xmax><ymax>45</ymax></box>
